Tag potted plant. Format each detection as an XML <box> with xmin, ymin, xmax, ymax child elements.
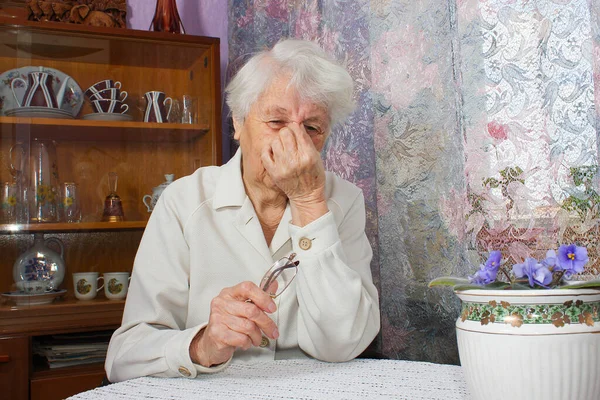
<box><xmin>430</xmin><ymin>245</ymin><xmax>600</xmax><ymax>400</ymax></box>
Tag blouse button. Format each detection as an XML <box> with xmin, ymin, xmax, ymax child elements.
<box><xmin>260</xmin><ymin>336</ymin><xmax>270</xmax><ymax>348</ymax></box>
<box><xmin>299</xmin><ymin>237</ymin><xmax>312</xmax><ymax>250</ymax></box>
<box><xmin>178</xmin><ymin>366</ymin><xmax>191</xmax><ymax>377</ymax></box>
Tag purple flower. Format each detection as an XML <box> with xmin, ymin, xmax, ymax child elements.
<box><xmin>555</xmin><ymin>244</ymin><xmax>588</xmax><ymax>277</ymax></box>
<box><xmin>485</xmin><ymin>250</ymin><xmax>502</xmax><ymax>272</ymax></box>
<box><xmin>541</xmin><ymin>249</ymin><xmax>557</xmax><ymax>269</ymax></box>
<box><xmin>469</xmin><ymin>264</ymin><xmax>498</xmax><ymax>285</ymax></box>
<box><xmin>513</xmin><ymin>258</ymin><xmax>553</xmax><ymax>288</ymax></box>
<box><xmin>469</xmin><ymin>251</ymin><xmax>503</xmax><ymax>286</ymax></box>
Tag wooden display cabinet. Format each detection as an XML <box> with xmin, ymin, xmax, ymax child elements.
<box><xmin>0</xmin><ymin>18</ymin><xmax>221</xmax><ymax>400</ymax></box>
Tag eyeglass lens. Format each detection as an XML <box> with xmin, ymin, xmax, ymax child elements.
<box><xmin>260</xmin><ymin>253</ymin><xmax>299</xmax><ymax>298</ymax></box>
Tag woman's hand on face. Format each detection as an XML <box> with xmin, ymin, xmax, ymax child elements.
<box><xmin>189</xmin><ymin>281</ymin><xmax>279</xmax><ymax>368</ymax></box>
<box><xmin>261</xmin><ymin>123</ymin><xmax>328</xmax><ymax>220</ymax></box>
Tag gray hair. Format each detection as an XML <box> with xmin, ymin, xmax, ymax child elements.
<box><xmin>225</xmin><ymin>39</ymin><xmax>355</xmax><ymax>128</ymax></box>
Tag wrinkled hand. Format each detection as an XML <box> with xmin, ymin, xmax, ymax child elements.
<box><xmin>189</xmin><ymin>282</ymin><xmax>279</xmax><ymax>368</ymax></box>
<box><xmin>261</xmin><ymin>123</ymin><xmax>326</xmax><ymax>203</ymax></box>
<box><xmin>261</xmin><ymin>123</ymin><xmax>328</xmax><ymax>226</ymax></box>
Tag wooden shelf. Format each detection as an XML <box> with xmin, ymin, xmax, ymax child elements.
<box><xmin>0</xmin><ymin>17</ymin><xmax>219</xmax><ymax>69</ymax></box>
<box><xmin>0</xmin><ymin>297</ymin><xmax>124</xmax><ymax>336</ymax></box>
<box><xmin>0</xmin><ymin>116</ymin><xmax>209</xmax><ymax>142</ymax></box>
<box><xmin>0</xmin><ymin>221</ymin><xmax>147</xmax><ymax>233</ymax></box>
<box><xmin>32</xmin><ymin>360</ymin><xmax>105</xmax><ymax>379</ymax></box>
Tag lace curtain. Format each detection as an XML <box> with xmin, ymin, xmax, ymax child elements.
<box><xmin>229</xmin><ymin>0</ymin><xmax>600</xmax><ymax>363</ymax></box>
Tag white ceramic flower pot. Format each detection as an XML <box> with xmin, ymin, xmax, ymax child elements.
<box><xmin>455</xmin><ymin>289</ymin><xmax>600</xmax><ymax>400</ymax></box>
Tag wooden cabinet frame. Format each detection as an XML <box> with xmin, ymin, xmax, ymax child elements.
<box><xmin>0</xmin><ymin>18</ymin><xmax>221</xmax><ymax>399</ymax></box>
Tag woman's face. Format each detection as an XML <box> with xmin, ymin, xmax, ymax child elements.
<box><xmin>233</xmin><ymin>76</ymin><xmax>330</xmax><ymax>191</ymax></box>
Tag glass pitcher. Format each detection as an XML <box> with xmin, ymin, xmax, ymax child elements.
<box><xmin>29</xmin><ymin>139</ymin><xmax>60</xmax><ymax>223</ymax></box>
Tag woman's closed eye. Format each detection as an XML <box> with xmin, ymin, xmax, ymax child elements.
<box><xmin>304</xmin><ymin>124</ymin><xmax>322</xmax><ymax>135</ymax></box>
<box><xmin>267</xmin><ymin>120</ymin><xmax>286</xmax><ymax>129</ymax></box>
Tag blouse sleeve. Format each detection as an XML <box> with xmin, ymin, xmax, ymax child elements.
<box><xmin>288</xmin><ymin>189</ymin><xmax>380</xmax><ymax>361</ymax></box>
<box><xmin>104</xmin><ymin>193</ymin><xmax>229</xmax><ymax>382</ymax></box>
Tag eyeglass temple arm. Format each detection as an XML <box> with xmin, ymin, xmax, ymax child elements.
<box><xmin>261</xmin><ymin>261</ymin><xmax>300</xmax><ymax>292</ymax></box>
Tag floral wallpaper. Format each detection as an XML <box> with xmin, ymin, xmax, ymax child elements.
<box><xmin>228</xmin><ymin>0</ymin><xmax>600</xmax><ymax>364</ymax></box>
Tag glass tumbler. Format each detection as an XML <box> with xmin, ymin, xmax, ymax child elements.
<box><xmin>61</xmin><ymin>182</ymin><xmax>81</xmax><ymax>223</ymax></box>
<box><xmin>181</xmin><ymin>95</ymin><xmax>198</xmax><ymax>124</ymax></box>
<box><xmin>1</xmin><ymin>182</ymin><xmax>18</xmax><ymax>223</ymax></box>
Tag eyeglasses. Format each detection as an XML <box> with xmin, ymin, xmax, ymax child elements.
<box><xmin>259</xmin><ymin>253</ymin><xmax>299</xmax><ymax>298</ymax></box>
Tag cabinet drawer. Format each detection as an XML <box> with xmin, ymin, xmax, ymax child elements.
<box><xmin>31</xmin><ymin>367</ymin><xmax>105</xmax><ymax>400</ymax></box>
<box><xmin>0</xmin><ymin>336</ymin><xmax>29</xmax><ymax>400</ymax></box>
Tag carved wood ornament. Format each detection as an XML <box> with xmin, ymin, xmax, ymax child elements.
<box><xmin>26</xmin><ymin>0</ymin><xmax>127</xmax><ymax>28</ymax></box>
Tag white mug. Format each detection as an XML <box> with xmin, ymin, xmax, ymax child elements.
<box><xmin>73</xmin><ymin>272</ymin><xmax>104</xmax><ymax>300</ymax></box>
<box><xmin>103</xmin><ymin>272</ymin><xmax>131</xmax><ymax>300</ymax></box>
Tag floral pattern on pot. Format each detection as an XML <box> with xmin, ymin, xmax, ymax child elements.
<box><xmin>460</xmin><ymin>299</ymin><xmax>600</xmax><ymax>328</ymax></box>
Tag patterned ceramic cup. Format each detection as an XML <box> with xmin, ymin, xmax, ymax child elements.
<box><xmin>103</xmin><ymin>272</ymin><xmax>131</xmax><ymax>300</ymax></box>
<box><xmin>92</xmin><ymin>99</ymin><xmax>129</xmax><ymax>114</ymax></box>
<box><xmin>85</xmin><ymin>80</ymin><xmax>122</xmax><ymax>99</ymax></box>
<box><xmin>143</xmin><ymin>91</ymin><xmax>172</xmax><ymax>123</ymax></box>
<box><xmin>89</xmin><ymin>88</ymin><xmax>128</xmax><ymax>102</ymax></box>
<box><xmin>73</xmin><ymin>272</ymin><xmax>104</xmax><ymax>300</ymax></box>
<box><xmin>16</xmin><ymin>280</ymin><xmax>53</xmax><ymax>294</ymax></box>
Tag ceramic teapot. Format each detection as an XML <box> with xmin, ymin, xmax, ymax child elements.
<box><xmin>10</xmin><ymin>66</ymin><xmax>70</xmax><ymax>108</ymax></box>
<box><xmin>143</xmin><ymin>174</ymin><xmax>174</xmax><ymax>212</ymax></box>
<box><xmin>13</xmin><ymin>233</ymin><xmax>65</xmax><ymax>291</ymax></box>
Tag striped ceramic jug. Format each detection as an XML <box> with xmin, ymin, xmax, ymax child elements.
<box><xmin>10</xmin><ymin>66</ymin><xmax>70</xmax><ymax>108</ymax></box>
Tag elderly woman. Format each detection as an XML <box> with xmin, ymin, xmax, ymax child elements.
<box><xmin>105</xmin><ymin>39</ymin><xmax>380</xmax><ymax>382</ymax></box>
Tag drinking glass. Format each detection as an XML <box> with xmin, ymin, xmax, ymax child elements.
<box><xmin>259</xmin><ymin>253</ymin><xmax>299</xmax><ymax>298</ymax></box>
<box><xmin>61</xmin><ymin>182</ymin><xmax>81</xmax><ymax>223</ymax></box>
<box><xmin>181</xmin><ymin>95</ymin><xmax>198</xmax><ymax>124</ymax></box>
<box><xmin>1</xmin><ymin>182</ymin><xmax>17</xmax><ymax>223</ymax></box>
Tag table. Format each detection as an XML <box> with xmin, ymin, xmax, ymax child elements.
<box><xmin>67</xmin><ymin>359</ymin><xmax>470</xmax><ymax>400</ymax></box>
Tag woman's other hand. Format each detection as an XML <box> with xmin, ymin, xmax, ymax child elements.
<box><xmin>189</xmin><ymin>281</ymin><xmax>279</xmax><ymax>367</ymax></box>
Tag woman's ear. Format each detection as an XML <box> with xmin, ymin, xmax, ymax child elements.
<box><xmin>232</xmin><ymin>117</ymin><xmax>242</xmax><ymax>140</ymax></box>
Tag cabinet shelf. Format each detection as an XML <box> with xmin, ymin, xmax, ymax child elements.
<box><xmin>0</xmin><ymin>221</ymin><xmax>147</xmax><ymax>233</ymax></box>
<box><xmin>32</xmin><ymin>360</ymin><xmax>105</xmax><ymax>379</ymax></box>
<box><xmin>0</xmin><ymin>116</ymin><xmax>209</xmax><ymax>142</ymax></box>
<box><xmin>0</xmin><ymin>297</ymin><xmax>125</xmax><ymax>336</ymax></box>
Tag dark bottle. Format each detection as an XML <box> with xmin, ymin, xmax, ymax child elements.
<box><xmin>149</xmin><ymin>0</ymin><xmax>186</xmax><ymax>34</ymax></box>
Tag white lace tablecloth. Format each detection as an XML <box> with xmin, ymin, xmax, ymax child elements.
<box><xmin>68</xmin><ymin>359</ymin><xmax>469</xmax><ymax>400</ymax></box>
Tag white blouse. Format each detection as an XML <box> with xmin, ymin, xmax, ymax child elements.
<box><xmin>105</xmin><ymin>150</ymin><xmax>380</xmax><ymax>382</ymax></box>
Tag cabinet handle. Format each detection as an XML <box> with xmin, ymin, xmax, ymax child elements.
<box><xmin>0</xmin><ymin>355</ymin><xmax>9</xmax><ymax>363</ymax></box>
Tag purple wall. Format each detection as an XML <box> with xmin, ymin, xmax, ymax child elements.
<box><xmin>127</xmin><ymin>0</ymin><xmax>230</xmax><ymax>160</ymax></box>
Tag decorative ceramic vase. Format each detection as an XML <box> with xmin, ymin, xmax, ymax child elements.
<box><xmin>149</xmin><ymin>0</ymin><xmax>185</xmax><ymax>34</ymax></box>
<box><xmin>13</xmin><ymin>233</ymin><xmax>65</xmax><ymax>291</ymax></box>
<box><xmin>455</xmin><ymin>288</ymin><xmax>600</xmax><ymax>400</ymax></box>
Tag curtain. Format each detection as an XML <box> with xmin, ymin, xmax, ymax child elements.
<box><xmin>228</xmin><ymin>0</ymin><xmax>600</xmax><ymax>364</ymax></box>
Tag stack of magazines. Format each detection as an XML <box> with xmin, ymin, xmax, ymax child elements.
<box><xmin>33</xmin><ymin>330</ymin><xmax>113</xmax><ymax>369</ymax></box>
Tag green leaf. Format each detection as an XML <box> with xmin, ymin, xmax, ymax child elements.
<box><xmin>485</xmin><ymin>281</ymin><xmax>511</xmax><ymax>289</ymax></box>
<box><xmin>453</xmin><ymin>281</ymin><xmax>511</xmax><ymax>291</ymax></box>
<box><xmin>428</xmin><ymin>277</ymin><xmax>469</xmax><ymax>288</ymax></box>
<box><xmin>559</xmin><ymin>280</ymin><xmax>600</xmax><ymax>289</ymax></box>
<box><xmin>453</xmin><ymin>284</ymin><xmax>486</xmax><ymax>291</ymax></box>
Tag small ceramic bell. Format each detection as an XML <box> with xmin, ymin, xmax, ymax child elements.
<box><xmin>102</xmin><ymin>172</ymin><xmax>124</xmax><ymax>222</ymax></box>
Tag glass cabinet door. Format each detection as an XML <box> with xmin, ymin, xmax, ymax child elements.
<box><xmin>0</xmin><ymin>19</ymin><xmax>221</xmax><ymax>306</ymax></box>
